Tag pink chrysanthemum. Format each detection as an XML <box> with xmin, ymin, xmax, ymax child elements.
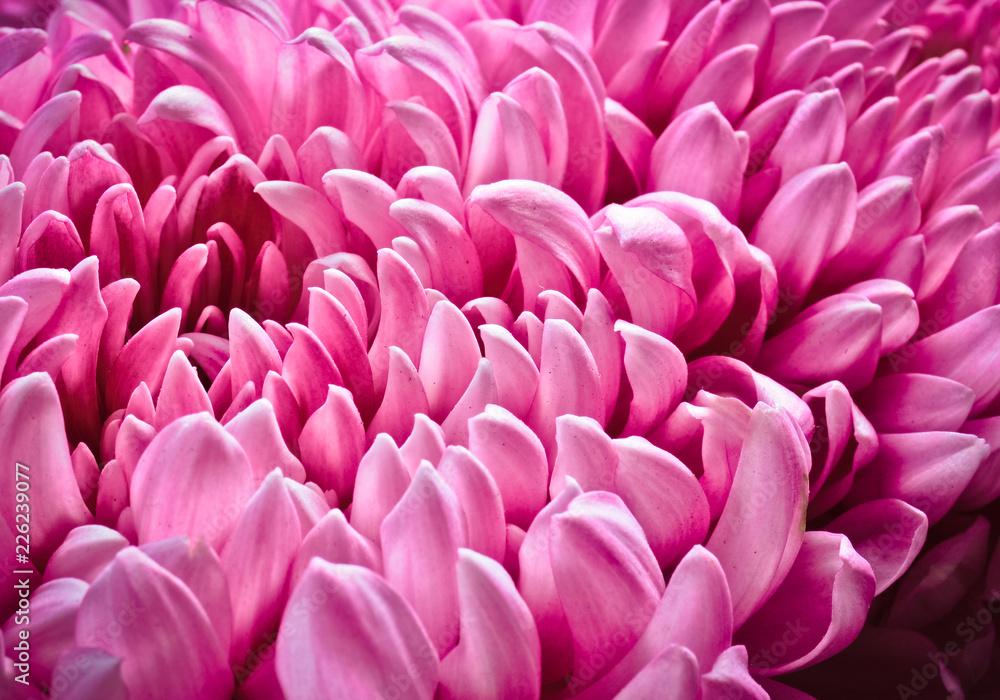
<box><xmin>1</xmin><ymin>0</ymin><xmax>999</xmax><ymax>698</ymax></box>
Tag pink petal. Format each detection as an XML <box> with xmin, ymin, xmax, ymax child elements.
<box><xmin>389</xmin><ymin>198</ymin><xmax>483</xmax><ymax>305</ymax></box>
<box><xmin>649</xmin><ymin>103</ymin><xmax>747</xmax><ymax>222</ymax></box>
<box><xmin>3</xmin><ymin>577</ymin><xmax>86</xmax><ymax>686</ymax></box>
<box><xmin>707</xmin><ymin>403</ymin><xmax>809</xmax><ymax>627</ymax></box>
<box><xmin>155</xmin><ymin>350</ymin><xmax>212</xmax><ymax>429</ymax></box>
<box><xmin>737</xmin><ymin>531</ymin><xmax>875</xmax><ymax>675</ymax></box>
<box><xmin>9</xmin><ymin>91</ymin><xmax>80</xmax><ymax>178</ymax></box>
<box><xmin>399</xmin><ymin>414</ymin><xmax>446</xmax><ymax>477</ymax></box>
<box><xmin>551</xmin><ymin>491</ymin><xmax>665</xmax><ymax>684</ymax></box>
<box><xmin>479</xmin><ymin>324</ymin><xmax>539</xmax><ymax>420</ymax></box>
<box><xmin>516</xmin><ymin>479</ymin><xmax>580</xmax><ymax>684</ymax></box>
<box><xmin>827</xmin><ymin>498</ymin><xmax>928</xmax><ymax>595</ymax></box>
<box><xmin>1</xmin><ymin>268</ymin><xmax>70</xmax><ymax>384</ymax></box>
<box><xmin>956</xmin><ymin>416</ymin><xmax>1000</xmax><ymax>510</ymax></box>
<box><xmin>616</xmin><ymin>645</ymin><xmax>700</xmax><ymax>700</ymax></box>
<box><xmin>255</xmin><ymin>180</ymin><xmax>347</xmax><ymax>258</ymax></box>
<box><xmin>573</xmin><ymin>545</ymin><xmax>733</xmax><ymax>698</ymax></box>
<box><xmin>751</xmin><ymin>163</ymin><xmax>857</xmax><ymax>308</ymax></box>
<box><xmin>44</xmin><ymin>525</ymin><xmax>128</xmax><ymax>585</ymax></box>
<box><xmin>675</xmin><ymin>45</ymin><xmax>758</xmax><ymax>125</ymax></box>
<box><xmin>368</xmin><ymin>249</ymin><xmax>430</xmax><ymax>396</ymax></box>
<box><xmin>290</xmin><ymin>508</ymin><xmax>382</xmax><ymax>592</ymax></box>
<box><xmin>137</xmin><ymin>535</ymin><xmax>234</xmax><ymax>659</ymax></box>
<box><xmin>275</xmin><ymin>560</ymin><xmax>438</xmax><ymax>700</ymax></box>
<box><xmin>919</xmin><ymin>224</ymin><xmax>1000</xmax><ymax>329</ymax></box>
<box><xmin>349</xmin><ymin>433</ymin><xmax>411</xmax><ymax>545</ymax></box>
<box><xmin>438</xmin><ymin>446</ymin><xmax>506</xmax><ymax>564</ymax></box>
<box><xmin>464</xmin><ymin>92</ymin><xmax>548</xmax><ymax>195</ymax></box>
<box><xmin>613</xmin><ymin>436</ymin><xmax>710</xmax><ymax>568</ymax></box>
<box><xmin>366</xmin><ymin>346</ymin><xmax>430</xmax><ymax>446</ymax></box>
<box><xmin>322</xmin><ymin>169</ymin><xmax>407</xmax><ymax>250</ymax></box>
<box><xmin>228</xmin><ymin>307</ymin><xmax>280</xmax><ymax>402</ymax></box>
<box><xmin>439</xmin><ymin>549</ymin><xmax>541</xmax><ymax>699</ymax></box>
<box><xmin>76</xmin><ymin>548</ymin><xmax>232</xmax><ymax>700</ymax></box>
<box><xmin>847</xmin><ymin>431</ymin><xmax>989</xmax><ymax>525</ymax></box>
<box><xmin>222</xmin><ymin>470</ymin><xmax>302</xmax><ymax>666</ymax></box>
<box><xmin>915</xmin><ymin>204</ymin><xmax>986</xmax><ymax>300</ymax></box>
<box><xmin>440</xmin><ymin>358</ymin><xmax>499</xmax><ymax>447</ymax></box>
<box><xmin>550</xmin><ymin>414</ymin><xmax>617</xmax><ymax>497</ymax></box>
<box><xmin>282</xmin><ymin>322</ymin><xmax>343</xmax><ymax>418</ymax></box>
<box><xmin>226</xmin><ymin>398</ymin><xmax>306</xmax><ymax>486</ymax></box>
<box><xmin>0</xmin><ymin>373</ymin><xmax>92</xmax><ymax>563</ymax></box>
<box><xmin>380</xmin><ymin>100</ymin><xmax>462</xmax><ymax>187</ymax></box>
<box><xmin>768</xmin><ymin>89</ymin><xmax>846</xmax><ymax>186</ymax></box>
<box><xmin>299</xmin><ymin>385</ymin><xmax>365</xmax><ymax>501</ymax></box>
<box><xmin>129</xmin><ymin>412</ymin><xmax>256</xmax><ymax>550</ymax></box>
<box><xmin>842</xmin><ymin>278</ymin><xmax>919</xmax><ymax>355</ymax></box>
<box><xmin>417</xmin><ymin>299</ymin><xmax>481</xmax><ymax>422</ymax></box>
<box><xmin>503</xmin><ymin>67</ymin><xmax>569</xmax><ymax>188</ymax></box>
<box><xmin>527</xmin><ymin>318</ymin><xmax>602</xmax><ymax>458</ymax></box>
<box><xmin>616</xmin><ymin>320</ymin><xmax>686</xmax><ymax>436</ymax></box>
<box><xmin>469</xmin><ymin>404</ymin><xmax>548</xmax><ymax>530</ymax></box>
<box><xmin>48</xmin><ymin>647</ymin><xmax>129</xmax><ymax>700</ymax></box>
<box><xmin>381</xmin><ymin>463</ymin><xmax>465</xmax><ymax>656</ymax></box>
<box><xmin>18</xmin><ymin>210</ymin><xmax>85</xmax><ymax>272</ymax></box>
<box><xmin>307</xmin><ymin>286</ymin><xmax>375</xmax><ymax>421</ymax></box>
<box><xmin>467</xmin><ymin>179</ymin><xmax>600</xmax><ymax>304</ymax></box>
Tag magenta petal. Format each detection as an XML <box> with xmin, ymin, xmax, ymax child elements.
<box><xmin>919</xmin><ymin>224</ymin><xmax>1000</xmax><ymax>329</ymax></box>
<box><xmin>700</xmin><ymin>645</ymin><xmax>769</xmax><ymax>699</ymax></box>
<box><xmin>0</xmin><ymin>373</ymin><xmax>92</xmax><ymax>563</ymax></box>
<box><xmin>751</xmin><ymin>163</ymin><xmax>857</xmax><ymax>307</ymax></box>
<box><xmin>18</xmin><ymin>210</ymin><xmax>85</xmax><ymax>272</ymax></box>
<box><xmin>517</xmin><ymin>479</ymin><xmax>581</xmax><ymax>684</ymax></box>
<box><xmin>469</xmin><ymin>404</ymin><xmax>549</xmax><ymax>530</ymax></box>
<box><xmin>755</xmin><ymin>293</ymin><xmax>882</xmax><ymax>392</ymax></box>
<box><xmin>613</xmin><ymin>437</ymin><xmax>710</xmax><ymax>568</ymax></box>
<box><xmin>381</xmin><ymin>463</ymin><xmax>465</xmax><ymax>656</ymax></box>
<box><xmin>886</xmin><ymin>516</ymin><xmax>990</xmax><ymax>630</ymax></box>
<box><xmin>297</xmin><ymin>385</ymin><xmax>364</xmax><ymax>499</ymax></box>
<box><xmin>275</xmin><ymin>560</ymin><xmax>439</xmax><ymax>700</ymax></box>
<box><xmin>957</xmin><ymin>416</ymin><xmax>1000</xmax><ymax>510</ymax></box>
<box><xmin>827</xmin><ymin>498</ymin><xmax>928</xmax><ymax>595</ymax></box>
<box><xmin>130</xmin><ymin>412</ymin><xmax>256</xmax><ymax>550</ymax></box>
<box><xmin>282</xmin><ymin>322</ymin><xmax>344</xmax><ymax>418</ymax></box>
<box><xmin>767</xmin><ymin>89</ymin><xmax>846</xmax><ymax>186</ymax></box>
<box><xmin>847</xmin><ymin>431</ymin><xmax>989</xmax><ymax>525</ymax></box>
<box><xmin>439</xmin><ymin>549</ymin><xmax>541</xmax><ymax>699</ymax></box>
<box><xmin>467</xmin><ymin>179</ymin><xmax>600</xmax><ymax>297</ymax></box>
<box><xmin>76</xmin><ymin>548</ymin><xmax>232</xmax><ymax>700</ymax></box>
<box><xmin>675</xmin><ymin>45</ymin><xmax>758</xmax><ymax>125</ymax></box>
<box><xmin>737</xmin><ymin>532</ymin><xmax>875</xmax><ymax>675</ymax></box>
<box><xmin>649</xmin><ymin>103</ymin><xmax>746</xmax><ymax>222</ymax></box>
<box><xmin>255</xmin><ymin>180</ymin><xmax>347</xmax><ymax>258</ymax></box>
<box><xmin>616</xmin><ymin>645</ymin><xmax>700</xmax><ymax>700</ymax></box>
<box><xmin>854</xmin><ymin>373</ymin><xmax>975</xmax><ymax>433</ymax></box>
<box><xmin>842</xmin><ymin>279</ymin><xmax>919</xmax><ymax>355</ymax></box>
<box><xmin>389</xmin><ymin>198</ymin><xmax>484</xmax><ymax>305</ymax></box>
<box><xmin>441</xmin><ymin>358</ymin><xmax>499</xmax><ymax>448</ymax></box>
<box><xmin>399</xmin><ymin>414</ymin><xmax>446</xmax><ymax>477</ymax></box>
<box><xmin>106</xmin><ymin>308</ymin><xmax>180</xmax><ymax>412</ymax></box>
<box><xmin>707</xmin><ymin>403</ymin><xmax>809</xmax><ymax>627</ymax></box>
<box><xmin>886</xmin><ymin>305</ymin><xmax>1000</xmax><ymax>414</ymax></box>
<box><xmin>307</xmin><ymin>286</ymin><xmax>375</xmax><ymax>420</ymax></box>
<box><xmin>349</xmin><ymin>433</ymin><xmax>410</xmax><ymax>545</ymax></box>
<box><xmin>222</xmin><ymin>470</ymin><xmax>302</xmax><ymax>666</ymax></box>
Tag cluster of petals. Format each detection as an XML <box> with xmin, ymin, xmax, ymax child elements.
<box><xmin>1</xmin><ymin>0</ymin><xmax>1000</xmax><ymax>698</ymax></box>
